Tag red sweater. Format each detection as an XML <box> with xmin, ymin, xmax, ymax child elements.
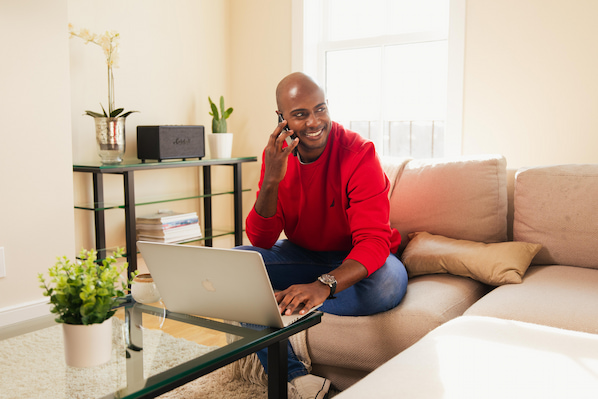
<box><xmin>246</xmin><ymin>122</ymin><xmax>401</xmax><ymax>276</ymax></box>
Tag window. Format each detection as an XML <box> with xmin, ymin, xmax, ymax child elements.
<box><xmin>292</xmin><ymin>0</ymin><xmax>465</xmax><ymax>158</ymax></box>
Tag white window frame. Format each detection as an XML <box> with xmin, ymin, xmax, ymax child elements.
<box><xmin>291</xmin><ymin>0</ymin><xmax>465</xmax><ymax>157</ymax></box>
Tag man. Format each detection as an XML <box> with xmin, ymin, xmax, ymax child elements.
<box><xmin>238</xmin><ymin>72</ymin><xmax>407</xmax><ymax>399</ymax></box>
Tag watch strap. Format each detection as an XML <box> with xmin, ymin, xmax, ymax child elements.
<box><xmin>318</xmin><ymin>275</ymin><xmax>337</xmax><ymax>299</ymax></box>
<box><xmin>327</xmin><ymin>280</ymin><xmax>337</xmax><ymax>299</ymax></box>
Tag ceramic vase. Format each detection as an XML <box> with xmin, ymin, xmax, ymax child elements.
<box><xmin>94</xmin><ymin>117</ymin><xmax>126</xmax><ymax>164</ymax></box>
<box><xmin>131</xmin><ymin>273</ymin><xmax>161</xmax><ymax>304</ymax></box>
<box><xmin>62</xmin><ymin>318</ymin><xmax>112</xmax><ymax>367</ymax></box>
<box><xmin>208</xmin><ymin>132</ymin><xmax>233</xmax><ymax>159</ymax></box>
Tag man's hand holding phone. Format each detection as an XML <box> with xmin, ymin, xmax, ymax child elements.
<box><xmin>263</xmin><ymin>115</ymin><xmax>298</xmax><ymax>182</ymax></box>
<box><xmin>277</xmin><ymin>113</ymin><xmax>298</xmax><ymax>157</ymax></box>
<box><xmin>254</xmin><ymin>114</ymin><xmax>299</xmax><ymax>218</ymax></box>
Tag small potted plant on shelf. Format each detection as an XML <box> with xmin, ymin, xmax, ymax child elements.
<box><xmin>207</xmin><ymin>95</ymin><xmax>234</xmax><ymax>159</ymax></box>
<box><xmin>38</xmin><ymin>248</ymin><xmax>137</xmax><ymax>367</ymax></box>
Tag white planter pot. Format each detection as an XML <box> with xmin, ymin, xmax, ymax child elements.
<box><xmin>62</xmin><ymin>318</ymin><xmax>112</xmax><ymax>367</ymax></box>
<box><xmin>208</xmin><ymin>132</ymin><xmax>233</xmax><ymax>159</ymax></box>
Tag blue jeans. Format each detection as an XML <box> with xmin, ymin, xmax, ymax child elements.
<box><xmin>236</xmin><ymin>239</ymin><xmax>408</xmax><ymax>381</ymax></box>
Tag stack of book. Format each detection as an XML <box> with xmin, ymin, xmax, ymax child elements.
<box><xmin>136</xmin><ymin>210</ymin><xmax>202</xmax><ymax>243</ymax></box>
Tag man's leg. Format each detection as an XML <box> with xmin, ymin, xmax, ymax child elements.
<box><xmin>235</xmin><ymin>240</ymin><xmax>408</xmax><ymax>374</ymax></box>
<box><xmin>318</xmin><ymin>251</ymin><xmax>408</xmax><ymax>316</ymax></box>
<box><xmin>236</xmin><ymin>240</ymin><xmax>326</xmax><ymax>382</ymax></box>
<box><xmin>237</xmin><ymin>240</ymin><xmax>345</xmax><ymax>288</ymax></box>
<box><xmin>241</xmin><ymin>322</ymin><xmax>309</xmax><ymax>381</ymax></box>
<box><xmin>239</xmin><ymin>239</ymin><xmax>408</xmax><ymax>316</ymax></box>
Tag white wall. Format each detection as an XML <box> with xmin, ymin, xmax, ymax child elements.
<box><xmin>68</xmin><ymin>0</ymin><xmax>234</xmax><ymax>251</ymax></box>
<box><xmin>0</xmin><ymin>0</ymin><xmax>238</xmax><ymax>325</ymax></box>
<box><xmin>462</xmin><ymin>0</ymin><xmax>598</xmax><ymax>168</ymax></box>
<box><xmin>0</xmin><ymin>0</ymin><xmax>75</xmax><ymax>321</ymax></box>
<box><xmin>68</xmin><ymin>0</ymin><xmax>231</xmax><ymax>163</ymax></box>
<box><xmin>229</xmin><ymin>0</ymin><xmax>294</xmax><ymax>201</ymax></box>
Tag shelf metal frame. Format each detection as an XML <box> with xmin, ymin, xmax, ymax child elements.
<box><xmin>73</xmin><ymin>157</ymin><xmax>257</xmax><ymax>276</ymax></box>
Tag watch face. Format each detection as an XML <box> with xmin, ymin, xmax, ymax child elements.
<box><xmin>320</xmin><ymin>274</ymin><xmax>336</xmax><ymax>284</ymax></box>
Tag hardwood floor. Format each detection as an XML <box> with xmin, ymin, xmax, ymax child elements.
<box><xmin>114</xmin><ymin>308</ymin><xmax>229</xmax><ymax>347</ymax></box>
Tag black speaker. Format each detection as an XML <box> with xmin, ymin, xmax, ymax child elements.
<box><xmin>137</xmin><ymin>125</ymin><xmax>205</xmax><ymax>162</ymax></box>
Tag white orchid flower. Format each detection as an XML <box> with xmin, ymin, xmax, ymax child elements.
<box><xmin>68</xmin><ymin>24</ymin><xmax>137</xmax><ymax>118</ymax></box>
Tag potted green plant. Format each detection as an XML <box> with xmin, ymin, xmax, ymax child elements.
<box><xmin>207</xmin><ymin>96</ymin><xmax>234</xmax><ymax>158</ymax></box>
<box><xmin>38</xmin><ymin>248</ymin><xmax>136</xmax><ymax>367</ymax></box>
<box><xmin>69</xmin><ymin>24</ymin><xmax>138</xmax><ymax>164</ymax></box>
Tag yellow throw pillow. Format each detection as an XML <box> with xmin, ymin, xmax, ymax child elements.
<box><xmin>402</xmin><ymin>232</ymin><xmax>542</xmax><ymax>285</ymax></box>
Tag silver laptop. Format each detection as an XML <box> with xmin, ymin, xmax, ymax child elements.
<box><xmin>136</xmin><ymin>241</ymin><xmax>321</xmax><ymax>328</ymax></box>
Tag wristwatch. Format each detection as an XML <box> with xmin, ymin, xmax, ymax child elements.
<box><xmin>318</xmin><ymin>274</ymin><xmax>337</xmax><ymax>299</ymax></box>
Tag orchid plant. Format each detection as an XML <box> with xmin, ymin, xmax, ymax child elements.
<box><xmin>69</xmin><ymin>24</ymin><xmax>137</xmax><ymax>119</ymax></box>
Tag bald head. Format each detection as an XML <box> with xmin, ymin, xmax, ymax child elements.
<box><xmin>274</xmin><ymin>72</ymin><xmax>331</xmax><ymax>162</ymax></box>
<box><xmin>276</xmin><ymin>72</ymin><xmax>325</xmax><ymax>113</ymax></box>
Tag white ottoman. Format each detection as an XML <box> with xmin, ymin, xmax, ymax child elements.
<box><xmin>336</xmin><ymin>316</ymin><xmax>598</xmax><ymax>399</ymax></box>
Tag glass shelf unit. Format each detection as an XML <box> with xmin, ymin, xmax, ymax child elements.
<box><xmin>73</xmin><ymin>157</ymin><xmax>257</xmax><ymax>276</ymax></box>
<box><xmin>74</xmin><ymin>189</ymin><xmax>251</xmax><ymax>211</ymax></box>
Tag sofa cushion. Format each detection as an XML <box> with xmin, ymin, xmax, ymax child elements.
<box><xmin>307</xmin><ymin>274</ymin><xmax>490</xmax><ymax>391</ymax></box>
<box><xmin>465</xmin><ymin>265</ymin><xmax>598</xmax><ymax>334</ymax></box>
<box><xmin>390</xmin><ymin>154</ymin><xmax>508</xmax><ymax>253</ymax></box>
<box><xmin>335</xmin><ymin>316</ymin><xmax>598</xmax><ymax>399</ymax></box>
<box><xmin>513</xmin><ymin>164</ymin><xmax>598</xmax><ymax>269</ymax></box>
<box><xmin>402</xmin><ymin>231</ymin><xmax>542</xmax><ymax>285</ymax></box>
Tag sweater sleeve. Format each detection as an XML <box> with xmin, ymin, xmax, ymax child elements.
<box><xmin>245</xmin><ymin>152</ymin><xmax>285</xmax><ymax>249</ymax></box>
<box><xmin>344</xmin><ymin>145</ymin><xmax>395</xmax><ymax>276</ymax></box>
<box><xmin>245</xmin><ymin>206</ymin><xmax>284</xmax><ymax>249</ymax></box>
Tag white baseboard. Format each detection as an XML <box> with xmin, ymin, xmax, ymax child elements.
<box><xmin>0</xmin><ymin>299</ymin><xmax>52</xmax><ymax>327</ymax></box>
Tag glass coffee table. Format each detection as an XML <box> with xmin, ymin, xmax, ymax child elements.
<box><xmin>0</xmin><ymin>297</ymin><xmax>321</xmax><ymax>399</ymax></box>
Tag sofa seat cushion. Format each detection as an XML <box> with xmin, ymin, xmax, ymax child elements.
<box><xmin>514</xmin><ymin>164</ymin><xmax>598</xmax><ymax>269</ymax></box>
<box><xmin>335</xmin><ymin>316</ymin><xmax>598</xmax><ymax>399</ymax></box>
<box><xmin>307</xmin><ymin>274</ymin><xmax>490</xmax><ymax>390</ymax></box>
<box><xmin>465</xmin><ymin>265</ymin><xmax>598</xmax><ymax>334</ymax></box>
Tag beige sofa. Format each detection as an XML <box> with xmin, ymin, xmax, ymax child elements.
<box><xmin>306</xmin><ymin>155</ymin><xmax>598</xmax><ymax>394</ymax></box>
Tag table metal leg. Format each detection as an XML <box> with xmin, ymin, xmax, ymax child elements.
<box><xmin>203</xmin><ymin>166</ymin><xmax>213</xmax><ymax>247</ymax></box>
<box><xmin>233</xmin><ymin>163</ymin><xmax>243</xmax><ymax>246</ymax></box>
<box><xmin>123</xmin><ymin>171</ymin><xmax>137</xmax><ymax>275</ymax></box>
<box><xmin>92</xmin><ymin>173</ymin><xmax>107</xmax><ymax>261</ymax></box>
<box><xmin>268</xmin><ymin>339</ymin><xmax>288</xmax><ymax>399</ymax></box>
<box><xmin>124</xmin><ymin>305</ymin><xmax>145</xmax><ymax>393</ymax></box>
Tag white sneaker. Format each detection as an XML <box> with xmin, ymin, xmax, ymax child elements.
<box><xmin>290</xmin><ymin>374</ymin><xmax>331</xmax><ymax>399</ymax></box>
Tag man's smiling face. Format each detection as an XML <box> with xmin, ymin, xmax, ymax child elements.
<box><xmin>277</xmin><ymin>75</ymin><xmax>331</xmax><ymax>162</ymax></box>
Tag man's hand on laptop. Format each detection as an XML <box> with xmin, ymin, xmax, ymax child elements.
<box><xmin>275</xmin><ymin>282</ymin><xmax>328</xmax><ymax>315</ymax></box>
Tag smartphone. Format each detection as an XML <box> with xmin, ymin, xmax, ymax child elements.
<box><xmin>278</xmin><ymin>113</ymin><xmax>298</xmax><ymax>156</ymax></box>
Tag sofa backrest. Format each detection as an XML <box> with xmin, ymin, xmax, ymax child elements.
<box><xmin>513</xmin><ymin>164</ymin><xmax>598</xmax><ymax>269</ymax></box>
<box><xmin>385</xmin><ymin>154</ymin><xmax>508</xmax><ymax>253</ymax></box>
<box><xmin>380</xmin><ymin>156</ymin><xmax>411</xmax><ymax>200</ymax></box>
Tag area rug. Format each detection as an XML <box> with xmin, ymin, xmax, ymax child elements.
<box><xmin>0</xmin><ymin>319</ymin><xmax>273</xmax><ymax>399</ymax></box>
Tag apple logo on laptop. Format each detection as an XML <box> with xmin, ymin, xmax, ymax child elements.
<box><xmin>202</xmin><ymin>279</ymin><xmax>216</xmax><ymax>292</ymax></box>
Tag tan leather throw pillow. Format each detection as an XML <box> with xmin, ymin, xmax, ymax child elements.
<box><xmin>402</xmin><ymin>232</ymin><xmax>542</xmax><ymax>286</ymax></box>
